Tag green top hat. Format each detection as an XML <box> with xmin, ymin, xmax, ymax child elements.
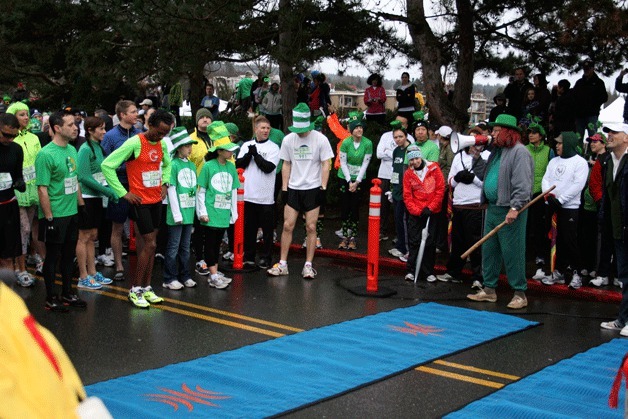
<box><xmin>209</xmin><ymin>142</ymin><xmax>239</xmax><ymax>152</ymax></box>
<box><xmin>288</xmin><ymin>103</ymin><xmax>315</xmax><ymax>133</ymax></box>
<box><xmin>207</xmin><ymin>121</ymin><xmax>231</xmax><ymax>142</ymax></box>
<box><xmin>170</xmin><ymin>127</ymin><xmax>197</xmax><ymax>153</ymax></box>
<box><xmin>412</xmin><ymin>110</ymin><xmax>425</xmax><ymax>121</ymax></box>
<box><xmin>489</xmin><ymin>114</ymin><xmax>520</xmax><ymax>131</ymax></box>
<box><xmin>348</xmin><ymin>111</ymin><xmax>364</xmax><ymax>132</ymax></box>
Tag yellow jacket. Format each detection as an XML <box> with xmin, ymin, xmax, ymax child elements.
<box><xmin>0</xmin><ymin>282</ymin><xmax>86</xmax><ymax>418</ymax></box>
<box><xmin>190</xmin><ymin>129</ymin><xmax>211</xmax><ymax>176</ymax></box>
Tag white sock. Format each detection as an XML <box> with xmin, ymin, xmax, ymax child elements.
<box><xmin>279</xmin><ymin>260</ymin><xmax>287</xmax><ymax>267</ymax></box>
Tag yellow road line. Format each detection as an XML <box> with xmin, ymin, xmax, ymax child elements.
<box><xmin>433</xmin><ymin>360</ymin><xmax>520</xmax><ymax>380</ymax></box>
<box><xmin>416</xmin><ymin>366</ymin><xmax>505</xmax><ymax>389</ymax></box>
<box><xmin>102</xmin><ymin>283</ymin><xmax>304</xmax><ymax>333</ymax></box>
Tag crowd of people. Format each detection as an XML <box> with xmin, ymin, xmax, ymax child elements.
<box><xmin>0</xmin><ymin>64</ymin><xmax>626</xmax><ymax>328</ymax></box>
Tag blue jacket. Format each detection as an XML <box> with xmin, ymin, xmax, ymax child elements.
<box><xmin>101</xmin><ymin>124</ymin><xmax>141</xmax><ymax>185</ymax></box>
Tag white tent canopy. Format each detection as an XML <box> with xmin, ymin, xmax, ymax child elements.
<box><xmin>599</xmin><ymin>96</ymin><xmax>625</xmax><ymax>124</ymax></box>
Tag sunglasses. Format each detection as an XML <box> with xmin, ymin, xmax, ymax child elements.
<box><xmin>0</xmin><ymin>130</ymin><xmax>18</xmax><ymax>139</ymax></box>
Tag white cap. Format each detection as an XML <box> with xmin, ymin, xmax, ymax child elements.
<box><xmin>139</xmin><ymin>99</ymin><xmax>153</xmax><ymax>106</ymax></box>
<box><xmin>436</xmin><ymin>126</ymin><xmax>453</xmax><ymax>137</ymax></box>
<box><xmin>602</xmin><ymin>123</ymin><xmax>628</xmax><ymax>134</ymax></box>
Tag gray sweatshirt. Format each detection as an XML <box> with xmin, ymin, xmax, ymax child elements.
<box><xmin>482</xmin><ymin>142</ymin><xmax>534</xmax><ymax>210</ymax></box>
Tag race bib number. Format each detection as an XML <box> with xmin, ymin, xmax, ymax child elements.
<box><xmin>93</xmin><ymin>172</ymin><xmax>107</xmax><ymax>186</ymax></box>
<box><xmin>64</xmin><ymin>176</ymin><xmax>78</xmax><ymax>194</ymax></box>
<box><xmin>348</xmin><ymin>164</ymin><xmax>360</xmax><ymax>178</ymax></box>
<box><xmin>391</xmin><ymin>172</ymin><xmax>400</xmax><ymax>185</ymax></box>
<box><xmin>142</xmin><ymin>170</ymin><xmax>161</xmax><ymax>188</ymax></box>
<box><xmin>214</xmin><ymin>194</ymin><xmax>231</xmax><ymax>209</ymax></box>
<box><xmin>0</xmin><ymin>172</ymin><xmax>12</xmax><ymax>191</ymax></box>
<box><xmin>293</xmin><ymin>145</ymin><xmax>313</xmax><ymax>161</ymax></box>
<box><xmin>23</xmin><ymin>165</ymin><xmax>36</xmax><ymax>182</ymax></box>
<box><xmin>179</xmin><ymin>193</ymin><xmax>195</xmax><ymax>208</ymax></box>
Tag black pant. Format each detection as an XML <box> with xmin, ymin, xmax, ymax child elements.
<box><xmin>598</xmin><ymin>220</ymin><xmax>616</xmax><ymax>277</ymax></box>
<box><xmin>97</xmin><ymin>213</ymin><xmax>111</xmax><ymax>256</ymax></box>
<box><xmin>44</xmin><ymin>241</ymin><xmax>76</xmax><ymax>299</ymax></box>
<box><xmin>578</xmin><ymin>209</ymin><xmax>598</xmax><ymax>272</ymax></box>
<box><xmin>406</xmin><ymin>213</ymin><xmax>436</xmax><ymax>279</ymax></box>
<box><xmin>156</xmin><ymin>203</ymin><xmax>168</xmax><ymax>255</ymax></box>
<box><xmin>379</xmin><ymin>178</ymin><xmax>391</xmax><ymax>235</ymax></box>
<box><xmin>193</xmin><ymin>216</ymin><xmax>208</xmax><ymax>263</ymax></box>
<box><xmin>527</xmin><ymin>192</ymin><xmax>549</xmax><ymax>261</ymax></box>
<box><xmin>243</xmin><ymin>202</ymin><xmax>275</xmax><ymax>262</ymax></box>
<box><xmin>446</xmin><ymin>207</ymin><xmax>483</xmax><ymax>280</ymax></box>
<box><xmin>556</xmin><ymin>208</ymin><xmax>579</xmax><ymax>273</ymax></box>
<box><xmin>340</xmin><ymin>181</ymin><xmax>364</xmax><ymax>232</ymax></box>
<box><xmin>203</xmin><ymin>226</ymin><xmax>226</xmax><ymax>267</ymax></box>
<box><xmin>433</xmin><ymin>188</ymin><xmax>449</xmax><ymax>251</ymax></box>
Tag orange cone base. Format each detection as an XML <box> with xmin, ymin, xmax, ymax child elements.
<box><xmin>348</xmin><ymin>285</ymin><xmax>396</xmax><ymax>298</ymax></box>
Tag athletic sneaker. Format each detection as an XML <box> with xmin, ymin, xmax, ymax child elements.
<box><xmin>16</xmin><ymin>271</ymin><xmax>34</xmax><ymax>287</ymax></box>
<box><xmin>336</xmin><ymin>228</ymin><xmax>354</xmax><ymax>239</ymax></box>
<box><xmin>62</xmin><ymin>294</ymin><xmax>87</xmax><ymax>308</ymax></box>
<box><xmin>113</xmin><ymin>271</ymin><xmax>125</xmax><ymax>281</ymax></box>
<box><xmin>195</xmin><ymin>260</ymin><xmax>210</xmax><ymax>275</ymax></box>
<box><xmin>155</xmin><ymin>253</ymin><xmax>165</xmax><ymax>260</ymax></box>
<box><xmin>426</xmin><ymin>275</ymin><xmax>437</xmax><ymax>283</ymax></box>
<box><xmin>95</xmin><ymin>254</ymin><xmax>115</xmax><ymax>267</ymax></box>
<box><xmin>92</xmin><ymin>272</ymin><xmax>113</xmax><ymax>285</ymax></box>
<box><xmin>507</xmin><ymin>295</ymin><xmax>528</xmax><ymax>309</ymax></box>
<box><xmin>77</xmin><ymin>276</ymin><xmax>103</xmax><ymax>290</ymax></box>
<box><xmin>542</xmin><ymin>271</ymin><xmax>565</xmax><ymax>285</ymax></box>
<box><xmin>535</xmin><ymin>257</ymin><xmax>545</xmax><ymax>267</ymax></box>
<box><xmin>568</xmin><ymin>271</ymin><xmax>582</xmax><ymax>290</ymax></box>
<box><xmin>128</xmin><ymin>289</ymin><xmax>149</xmax><ymax>308</ymax></box>
<box><xmin>142</xmin><ymin>286</ymin><xmax>164</xmax><ymax>304</ymax></box>
<box><xmin>35</xmin><ymin>261</ymin><xmax>44</xmax><ymax>276</ymax></box>
<box><xmin>183</xmin><ymin>279</ymin><xmax>197</xmax><ymax>287</ymax></box>
<box><xmin>404</xmin><ymin>273</ymin><xmax>415</xmax><ymax>281</ymax></box>
<box><xmin>601</xmin><ymin>320</ymin><xmax>624</xmax><ymax>331</ymax></box>
<box><xmin>302</xmin><ymin>265</ymin><xmax>317</xmax><ymax>279</ymax></box>
<box><xmin>589</xmin><ymin>270</ymin><xmax>597</xmax><ymax>278</ymax></box>
<box><xmin>614</xmin><ymin>278</ymin><xmax>623</xmax><ymax>288</ymax></box>
<box><xmin>436</xmin><ymin>273</ymin><xmax>454</xmax><ymax>282</ymax></box>
<box><xmin>532</xmin><ymin>268</ymin><xmax>547</xmax><ymax>281</ymax></box>
<box><xmin>590</xmin><ymin>276</ymin><xmax>609</xmax><ymax>287</ymax></box>
<box><xmin>347</xmin><ymin>237</ymin><xmax>357</xmax><ymax>250</ymax></box>
<box><xmin>26</xmin><ymin>253</ymin><xmax>43</xmax><ymax>266</ymax></box>
<box><xmin>45</xmin><ymin>296</ymin><xmax>69</xmax><ymax>313</ymax></box>
<box><xmin>214</xmin><ymin>272</ymin><xmax>232</xmax><ymax>284</ymax></box>
<box><xmin>316</xmin><ymin>237</ymin><xmax>322</xmax><ymax>249</ymax></box>
<box><xmin>243</xmin><ymin>260</ymin><xmax>256</xmax><ymax>267</ymax></box>
<box><xmin>580</xmin><ymin>269</ymin><xmax>589</xmax><ymax>277</ymax></box>
<box><xmin>267</xmin><ymin>263</ymin><xmax>289</xmax><ymax>276</ymax></box>
<box><xmin>388</xmin><ymin>248</ymin><xmax>404</xmax><ymax>258</ymax></box>
<box><xmin>399</xmin><ymin>253</ymin><xmax>408</xmax><ymax>263</ymax></box>
<box><xmin>163</xmin><ymin>280</ymin><xmax>184</xmax><ymax>290</ymax></box>
<box><xmin>471</xmin><ymin>280</ymin><xmax>483</xmax><ymax>291</ymax></box>
<box><xmin>258</xmin><ymin>258</ymin><xmax>271</xmax><ymax>269</ymax></box>
<box><xmin>208</xmin><ymin>276</ymin><xmax>229</xmax><ymax>289</ymax></box>
<box><xmin>338</xmin><ymin>238</ymin><xmax>348</xmax><ymax>249</ymax></box>
<box><xmin>379</xmin><ymin>233</ymin><xmax>389</xmax><ymax>241</ymax></box>
<box><xmin>256</xmin><ymin>229</ymin><xmax>263</xmax><ymax>242</ymax></box>
<box><xmin>222</xmin><ymin>252</ymin><xmax>234</xmax><ymax>262</ymax></box>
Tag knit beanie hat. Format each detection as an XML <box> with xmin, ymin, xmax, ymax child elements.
<box><xmin>196</xmin><ymin>108</ymin><xmax>213</xmax><ymax>126</ymax></box>
<box><xmin>348</xmin><ymin>111</ymin><xmax>364</xmax><ymax>133</ymax></box>
<box><xmin>6</xmin><ymin>101</ymin><xmax>29</xmax><ymax>115</ymax></box>
<box><xmin>406</xmin><ymin>144</ymin><xmax>422</xmax><ymax>160</ymax></box>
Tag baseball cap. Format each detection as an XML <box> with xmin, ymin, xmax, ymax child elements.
<box><xmin>139</xmin><ymin>99</ymin><xmax>153</xmax><ymax>106</ymax></box>
<box><xmin>602</xmin><ymin>123</ymin><xmax>628</xmax><ymax>134</ymax></box>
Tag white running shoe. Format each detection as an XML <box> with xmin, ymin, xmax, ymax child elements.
<box><xmin>589</xmin><ymin>276</ymin><xmax>609</xmax><ymax>287</ymax></box>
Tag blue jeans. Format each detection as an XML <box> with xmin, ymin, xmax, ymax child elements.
<box><xmin>614</xmin><ymin>240</ymin><xmax>628</xmax><ymax>324</ymax></box>
<box><xmin>164</xmin><ymin>224</ymin><xmax>193</xmax><ymax>283</ymax></box>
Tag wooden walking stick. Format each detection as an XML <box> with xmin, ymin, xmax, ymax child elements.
<box><xmin>460</xmin><ymin>185</ymin><xmax>556</xmax><ymax>260</ymax></box>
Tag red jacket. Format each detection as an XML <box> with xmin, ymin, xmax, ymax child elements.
<box><xmin>403</xmin><ymin>162</ymin><xmax>445</xmax><ymax>216</ymax></box>
<box><xmin>589</xmin><ymin>158</ymin><xmax>603</xmax><ymax>203</ymax></box>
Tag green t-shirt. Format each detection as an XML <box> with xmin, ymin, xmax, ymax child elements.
<box><xmin>35</xmin><ymin>142</ymin><xmax>79</xmax><ymax>218</ymax></box>
<box><xmin>167</xmin><ymin>158</ymin><xmax>198</xmax><ymax>226</ymax></box>
<box><xmin>198</xmin><ymin>159</ymin><xmax>240</xmax><ymax>229</ymax></box>
<box><xmin>483</xmin><ymin>150</ymin><xmax>501</xmax><ymax>204</ymax></box>
<box><xmin>337</xmin><ymin>136</ymin><xmax>373</xmax><ymax>181</ymax></box>
<box><xmin>417</xmin><ymin>140</ymin><xmax>439</xmax><ymax>162</ymax></box>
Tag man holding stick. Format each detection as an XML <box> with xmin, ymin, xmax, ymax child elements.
<box><xmin>467</xmin><ymin>114</ymin><xmax>533</xmax><ymax>309</ymax></box>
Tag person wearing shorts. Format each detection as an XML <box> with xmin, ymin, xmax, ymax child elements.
<box><xmin>102</xmin><ymin>110</ymin><xmax>173</xmax><ymax>308</ymax></box>
<box><xmin>36</xmin><ymin>111</ymin><xmax>87</xmax><ymax>313</ymax></box>
<box><xmin>267</xmin><ymin>103</ymin><xmax>334</xmax><ymax>279</ymax></box>
<box><xmin>0</xmin><ymin>114</ymin><xmax>26</xmax><ymax>276</ymax></box>
<box><xmin>102</xmin><ymin>100</ymin><xmax>141</xmax><ymax>280</ymax></box>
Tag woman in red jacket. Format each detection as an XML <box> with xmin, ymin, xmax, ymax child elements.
<box><xmin>402</xmin><ymin>144</ymin><xmax>445</xmax><ymax>282</ymax></box>
<box><xmin>364</xmin><ymin>73</ymin><xmax>386</xmax><ymax>124</ymax></box>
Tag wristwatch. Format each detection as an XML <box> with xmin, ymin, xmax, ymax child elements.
<box><xmin>46</xmin><ymin>216</ymin><xmax>53</xmax><ymax>222</ymax></box>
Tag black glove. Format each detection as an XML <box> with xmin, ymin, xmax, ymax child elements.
<box><xmin>248</xmin><ymin>144</ymin><xmax>258</xmax><ymax>156</ymax></box>
<box><xmin>454</xmin><ymin>170</ymin><xmax>475</xmax><ymax>185</ymax></box>
<box><xmin>44</xmin><ymin>219</ymin><xmax>58</xmax><ymax>242</ymax></box>
<box><xmin>546</xmin><ymin>195</ymin><xmax>561</xmax><ymax>213</ymax></box>
<box><xmin>317</xmin><ymin>187</ymin><xmax>327</xmax><ymax>207</ymax></box>
<box><xmin>12</xmin><ymin>178</ymin><xmax>26</xmax><ymax>193</ymax></box>
<box><xmin>281</xmin><ymin>190</ymin><xmax>288</xmax><ymax>205</ymax></box>
<box><xmin>421</xmin><ymin>207</ymin><xmax>432</xmax><ymax>217</ymax></box>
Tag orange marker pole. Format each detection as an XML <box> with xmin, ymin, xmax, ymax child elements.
<box><xmin>232</xmin><ymin>168</ymin><xmax>245</xmax><ymax>270</ymax></box>
<box><xmin>367</xmin><ymin>178</ymin><xmax>382</xmax><ymax>292</ymax></box>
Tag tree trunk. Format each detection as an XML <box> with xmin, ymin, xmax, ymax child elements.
<box><xmin>278</xmin><ymin>0</ymin><xmax>295</xmax><ymax>133</ymax></box>
<box><xmin>188</xmin><ymin>69</ymin><xmax>205</xmax><ymax>126</ymax></box>
<box><xmin>407</xmin><ymin>0</ymin><xmax>473</xmax><ymax>131</ymax></box>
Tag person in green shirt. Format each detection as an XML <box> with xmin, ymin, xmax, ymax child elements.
<box><xmin>196</xmin><ymin>134</ymin><xmax>240</xmax><ymax>289</ymax></box>
<box><xmin>337</xmin><ymin>112</ymin><xmax>372</xmax><ymax>250</ymax></box>
<box><xmin>163</xmin><ymin>127</ymin><xmax>199</xmax><ymax>290</ymax></box>
<box><xmin>413</xmin><ymin>119</ymin><xmax>439</xmax><ymax>162</ymax></box>
<box><xmin>36</xmin><ymin>110</ymin><xmax>86</xmax><ymax>312</ymax></box>
<box><xmin>388</xmin><ymin>122</ymin><xmax>412</xmax><ymax>261</ymax></box>
<box><xmin>75</xmin><ymin>117</ymin><xmax>118</xmax><ymax>291</ymax></box>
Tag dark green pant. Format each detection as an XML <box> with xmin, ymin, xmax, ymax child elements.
<box><xmin>482</xmin><ymin>205</ymin><xmax>528</xmax><ymax>291</ymax></box>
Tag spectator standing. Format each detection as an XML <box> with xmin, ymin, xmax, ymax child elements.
<box><xmin>572</xmin><ymin>59</ymin><xmax>608</xmax><ymax>141</ymax></box>
<box><xmin>200</xmin><ymin>83</ymin><xmax>220</xmax><ymax>120</ymax></box>
<box><xmin>262</xmin><ymin>82</ymin><xmax>283</xmax><ymax>130</ymax></box>
<box><xmin>503</xmin><ymin>67</ymin><xmax>534</xmax><ymax>120</ymax></box>
<box><xmin>540</xmin><ymin>132</ymin><xmax>589</xmax><ymax>289</ymax></box>
<box><xmin>434</xmin><ymin>125</ymin><xmax>454</xmax><ymax>252</ymax></box>
<box><xmin>467</xmin><ymin>114</ymin><xmax>533</xmax><ymax>309</ymax></box>
<box><xmin>615</xmin><ymin>68</ymin><xmax>628</xmax><ymax>123</ymax></box>
<box><xmin>388</xmin><ymin>123</ymin><xmax>412</xmax><ymax>262</ymax></box>
<box><xmin>599</xmin><ymin>122</ymin><xmax>628</xmax><ymax>335</ymax></box>
<box><xmin>488</xmin><ymin>93</ymin><xmax>507</xmax><ymax>123</ymax></box>
<box><xmin>413</xmin><ymin>116</ymin><xmax>439</xmax><ymax>162</ymax></box>
<box><xmin>395</xmin><ymin>72</ymin><xmax>417</xmax><ymax>122</ymax></box>
<box><xmin>364</xmin><ymin>74</ymin><xmax>387</xmax><ymax>124</ymax></box>
<box><xmin>550</xmin><ymin>79</ymin><xmax>576</xmax><ymax>137</ymax></box>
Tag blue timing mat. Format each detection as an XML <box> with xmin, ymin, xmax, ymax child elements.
<box><xmin>87</xmin><ymin>302</ymin><xmax>536</xmax><ymax>418</ymax></box>
<box><xmin>446</xmin><ymin>338</ymin><xmax>628</xmax><ymax>419</ymax></box>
